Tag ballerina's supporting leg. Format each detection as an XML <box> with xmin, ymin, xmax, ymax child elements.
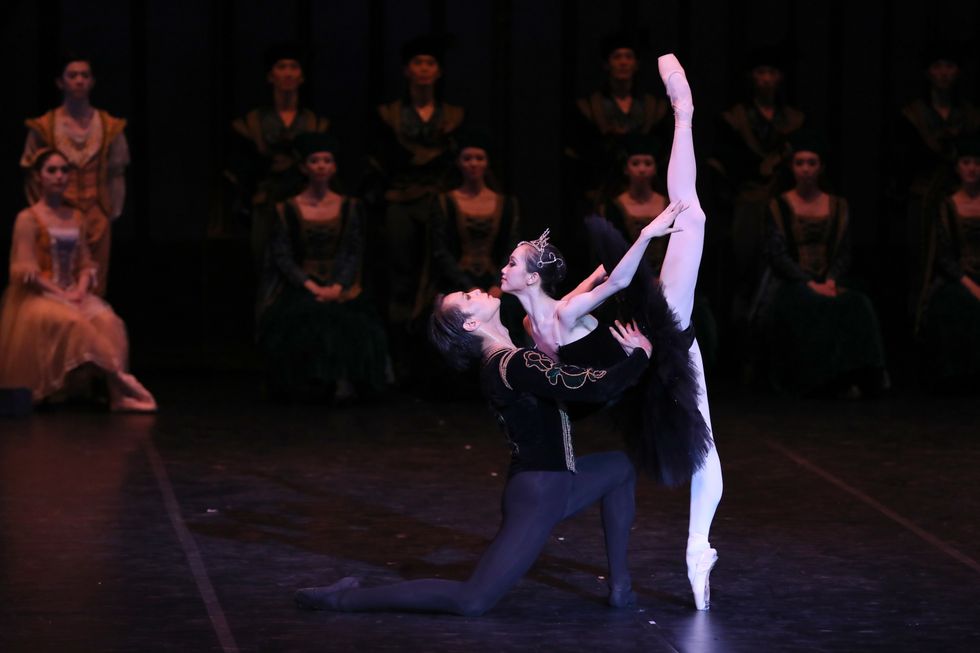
<box><xmin>657</xmin><ymin>54</ymin><xmax>723</xmax><ymax>610</ymax></box>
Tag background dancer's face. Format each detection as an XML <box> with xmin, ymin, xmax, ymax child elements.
<box><xmin>625</xmin><ymin>154</ymin><xmax>657</xmax><ymax>184</ymax></box>
<box><xmin>500</xmin><ymin>245</ymin><xmax>536</xmax><ymax>294</ymax></box>
<box><xmin>267</xmin><ymin>59</ymin><xmax>304</xmax><ymax>93</ymax></box>
<box><xmin>457</xmin><ymin>147</ymin><xmax>488</xmax><ymax>184</ymax></box>
<box><xmin>57</xmin><ymin>61</ymin><xmax>94</xmax><ymax>101</ymax></box>
<box><xmin>606</xmin><ymin>48</ymin><xmax>638</xmax><ymax>83</ymax></box>
<box><xmin>956</xmin><ymin>155</ymin><xmax>980</xmax><ymax>186</ymax></box>
<box><xmin>36</xmin><ymin>152</ymin><xmax>71</xmax><ymax>196</ymax></box>
<box><xmin>750</xmin><ymin>65</ymin><xmax>782</xmax><ymax>98</ymax></box>
<box><xmin>301</xmin><ymin>151</ymin><xmax>337</xmax><ymax>184</ymax></box>
<box><xmin>405</xmin><ymin>55</ymin><xmax>441</xmax><ymax>87</ymax></box>
<box><xmin>791</xmin><ymin>151</ymin><xmax>822</xmax><ymax>187</ymax></box>
<box><xmin>927</xmin><ymin>59</ymin><xmax>959</xmax><ymax>92</ymax></box>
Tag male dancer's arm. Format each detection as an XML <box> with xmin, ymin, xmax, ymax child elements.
<box><xmin>498</xmin><ymin>323</ymin><xmax>651</xmax><ymax>402</ymax></box>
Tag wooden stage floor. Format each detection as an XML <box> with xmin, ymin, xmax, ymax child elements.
<box><xmin>1</xmin><ymin>374</ymin><xmax>978</xmax><ymax>652</ymax></box>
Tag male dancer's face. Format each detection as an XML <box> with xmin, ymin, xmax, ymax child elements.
<box><xmin>57</xmin><ymin>61</ymin><xmax>94</xmax><ymax>101</ymax></box>
<box><xmin>445</xmin><ymin>289</ymin><xmax>500</xmax><ymax>327</ymax></box>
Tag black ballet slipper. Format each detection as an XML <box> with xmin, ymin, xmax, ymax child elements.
<box><xmin>294</xmin><ymin>576</ymin><xmax>360</xmax><ymax>610</ymax></box>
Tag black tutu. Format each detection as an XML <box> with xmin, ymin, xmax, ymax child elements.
<box><xmin>577</xmin><ymin>215</ymin><xmax>712</xmax><ymax>487</ymax></box>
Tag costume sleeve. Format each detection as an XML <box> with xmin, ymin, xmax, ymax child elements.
<box><xmin>935</xmin><ymin>201</ymin><xmax>964</xmax><ymax>282</ymax></box>
<box><xmin>712</xmin><ymin>111</ymin><xmax>761</xmax><ymax>188</ymax></box>
<box><xmin>224</xmin><ymin>118</ymin><xmax>263</xmax><ymax>212</ymax></box>
<box><xmin>107</xmin><ymin>132</ymin><xmax>129</xmax><ymax>219</ymax></box>
<box><xmin>269</xmin><ymin>204</ymin><xmax>308</xmax><ymax>288</ymax></box>
<box><xmin>429</xmin><ymin>195</ymin><xmax>475</xmax><ymax>290</ymax></box>
<box><xmin>766</xmin><ymin>200</ymin><xmax>810</xmax><ymax>283</ymax></box>
<box><xmin>8</xmin><ymin>212</ymin><xmax>41</xmax><ymax>284</ymax></box>
<box><xmin>21</xmin><ymin>130</ymin><xmax>44</xmax><ymax>205</ymax></box>
<box><xmin>826</xmin><ymin>200</ymin><xmax>852</xmax><ymax>281</ymax></box>
<box><xmin>497</xmin><ymin>347</ymin><xmax>648</xmax><ymax>403</ymax></box>
<box><xmin>332</xmin><ymin>199</ymin><xmax>365</xmax><ymax>289</ymax></box>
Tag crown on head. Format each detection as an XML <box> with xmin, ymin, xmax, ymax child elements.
<box><xmin>518</xmin><ymin>228</ymin><xmax>551</xmax><ymax>253</ymax></box>
<box><xmin>518</xmin><ymin>228</ymin><xmax>565</xmax><ymax>270</ymax></box>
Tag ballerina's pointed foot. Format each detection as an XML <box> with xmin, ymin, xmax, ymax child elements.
<box><xmin>657</xmin><ymin>53</ymin><xmax>694</xmax><ymax>125</ymax></box>
<box><xmin>295</xmin><ymin>576</ymin><xmax>360</xmax><ymax>610</ymax></box>
<box><xmin>687</xmin><ymin>547</ymin><xmax>717</xmax><ymax>611</ymax></box>
<box><xmin>608</xmin><ymin>585</ymin><xmax>637</xmax><ymax>608</ymax></box>
<box><xmin>110</xmin><ymin>395</ymin><xmax>158</xmax><ymax>413</ymax></box>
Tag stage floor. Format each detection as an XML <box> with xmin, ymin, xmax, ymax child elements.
<box><xmin>1</xmin><ymin>374</ymin><xmax>978</xmax><ymax>652</ymax></box>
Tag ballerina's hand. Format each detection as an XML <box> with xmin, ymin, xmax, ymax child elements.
<box><xmin>640</xmin><ymin>200</ymin><xmax>687</xmax><ymax>240</ymax></box>
<box><xmin>609</xmin><ymin>319</ymin><xmax>652</xmax><ymax>358</ymax></box>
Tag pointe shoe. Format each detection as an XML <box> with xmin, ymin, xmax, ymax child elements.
<box><xmin>294</xmin><ymin>576</ymin><xmax>360</xmax><ymax>610</ymax></box>
<box><xmin>687</xmin><ymin>547</ymin><xmax>718</xmax><ymax>610</ymax></box>
<box><xmin>657</xmin><ymin>53</ymin><xmax>694</xmax><ymax>125</ymax></box>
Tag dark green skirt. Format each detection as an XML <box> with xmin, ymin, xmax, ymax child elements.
<box><xmin>919</xmin><ymin>281</ymin><xmax>980</xmax><ymax>386</ymax></box>
<box><xmin>769</xmin><ymin>283</ymin><xmax>886</xmax><ymax>394</ymax></box>
<box><xmin>258</xmin><ymin>285</ymin><xmax>388</xmax><ymax>397</ymax></box>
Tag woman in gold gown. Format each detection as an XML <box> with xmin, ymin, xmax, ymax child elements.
<box><xmin>0</xmin><ymin>149</ymin><xmax>155</xmax><ymax>411</ymax></box>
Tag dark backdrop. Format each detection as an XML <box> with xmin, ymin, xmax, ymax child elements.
<box><xmin>1</xmin><ymin>0</ymin><xmax>977</xmax><ymax>373</ymax></box>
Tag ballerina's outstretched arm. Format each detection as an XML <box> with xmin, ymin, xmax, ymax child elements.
<box><xmin>556</xmin><ymin>202</ymin><xmax>686</xmax><ymax>326</ymax></box>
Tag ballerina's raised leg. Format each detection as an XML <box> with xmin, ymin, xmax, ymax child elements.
<box><xmin>657</xmin><ymin>53</ymin><xmax>724</xmax><ymax>611</ymax></box>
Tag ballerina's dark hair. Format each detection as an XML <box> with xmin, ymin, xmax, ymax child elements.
<box><xmin>519</xmin><ymin>229</ymin><xmax>567</xmax><ymax>298</ymax></box>
<box><xmin>429</xmin><ymin>294</ymin><xmax>484</xmax><ymax>370</ymax></box>
<box><xmin>31</xmin><ymin>148</ymin><xmax>70</xmax><ymax>173</ymax></box>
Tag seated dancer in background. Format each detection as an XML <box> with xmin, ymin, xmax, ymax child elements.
<box><xmin>917</xmin><ymin>135</ymin><xmax>980</xmax><ymax>388</ymax></box>
<box><xmin>423</xmin><ymin>126</ymin><xmax>524</xmax><ymax>341</ymax></box>
<box><xmin>225</xmin><ymin>43</ymin><xmax>329</xmax><ymax>265</ymax></box>
<box><xmin>0</xmin><ymin>149</ymin><xmax>155</xmax><ymax>412</ymax></box>
<box><xmin>295</xmin><ymin>290</ymin><xmax>652</xmax><ymax>615</ymax></box>
<box><xmin>599</xmin><ymin>132</ymin><xmax>719</xmax><ymax>368</ymax></box>
<box><xmin>257</xmin><ymin>132</ymin><xmax>388</xmax><ymax>402</ymax></box>
<box><xmin>501</xmin><ymin>55</ymin><xmax>722</xmax><ymax>610</ymax></box>
<box><xmin>763</xmin><ymin>133</ymin><xmax>887</xmax><ymax>397</ymax></box>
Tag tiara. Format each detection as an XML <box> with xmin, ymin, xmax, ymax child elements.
<box><xmin>518</xmin><ymin>228</ymin><xmax>551</xmax><ymax>253</ymax></box>
<box><xmin>518</xmin><ymin>228</ymin><xmax>564</xmax><ymax>269</ymax></box>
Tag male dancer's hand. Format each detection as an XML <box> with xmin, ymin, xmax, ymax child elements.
<box><xmin>609</xmin><ymin>320</ymin><xmax>652</xmax><ymax>358</ymax></box>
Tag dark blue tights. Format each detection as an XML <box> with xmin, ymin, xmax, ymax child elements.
<box><xmin>296</xmin><ymin>451</ymin><xmax>636</xmax><ymax>616</ymax></box>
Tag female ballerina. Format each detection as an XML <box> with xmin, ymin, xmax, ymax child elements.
<box><xmin>295</xmin><ymin>290</ymin><xmax>652</xmax><ymax>615</ymax></box>
<box><xmin>500</xmin><ymin>54</ymin><xmax>722</xmax><ymax>610</ymax></box>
